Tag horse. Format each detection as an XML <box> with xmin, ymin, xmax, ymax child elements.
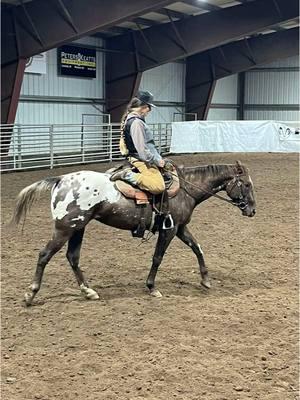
<box><xmin>11</xmin><ymin>161</ymin><xmax>256</xmax><ymax>306</ymax></box>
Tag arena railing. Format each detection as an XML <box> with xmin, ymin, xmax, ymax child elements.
<box><xmin>0</xmin><ymin>123</ymin><xmax>172</xmax><ymax>172</ymax></box>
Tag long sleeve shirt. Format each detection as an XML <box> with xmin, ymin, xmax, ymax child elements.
<box><xmin>126</xmin><ymin>112</ymin><xmax>163</xmax><ymax>166</ymax></box>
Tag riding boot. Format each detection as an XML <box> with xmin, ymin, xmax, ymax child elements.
<box><xmin>110</xmin><ymin>168</ymin><xmax>138</xmax><ymax>186</ymax></box>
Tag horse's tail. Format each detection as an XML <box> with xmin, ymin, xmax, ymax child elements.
<box><xmin>11</xmin><ymin>176</ymin><xmax>61</xmax><ymax>226</ymax></box>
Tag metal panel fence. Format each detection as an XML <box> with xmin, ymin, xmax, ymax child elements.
<box><xmin>0</xmin><ymin>123</ymin><xmax>172</xmax><ymax>172</ymax></box>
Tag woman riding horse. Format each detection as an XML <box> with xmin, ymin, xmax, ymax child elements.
<box><xmin>111</xmin><ymin>90</ymin><xmax>173</xmax><ymax>193</ymax></box>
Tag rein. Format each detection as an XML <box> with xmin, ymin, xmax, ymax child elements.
<box><xmin>166</xmin><ymin>168</ymin><xmax>247</xmax><ymax>208</ymax></box>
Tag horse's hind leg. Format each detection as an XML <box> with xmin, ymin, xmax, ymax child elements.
<box><xmin>66</xmin><ymin>229</ymin><xmax>99</xmax><ymax>300</ymax></box>
<box><xmin>177</xmin><ymin>225</ymin><xmax>211</xmax><ymax>289</ymax></box>
<box><xmin>24</xmin><ymin>227</ymin><xmax>71</xmax><ymax>306</ymax></box>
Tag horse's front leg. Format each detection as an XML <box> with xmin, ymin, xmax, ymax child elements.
<box><xmin>146</xmin><ymin>227</ymin><xmax>177</xmax><ymax>297</ymax></box>
<box><xmin>176</xmin><ymin>225</ymin><xmax>211</xmax><ymax>289</ymax></box>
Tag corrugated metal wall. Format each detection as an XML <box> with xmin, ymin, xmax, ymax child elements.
<box><xmin>244</xmin><ymin>110</ymin><xmax>299</xmax><ymax>120</ymax></box>
<box><xmin>14</xmin><ymin>35</ymin><xmax>299</xmax><ymax>125</ymax></box>
<box><xmin>245</xmin><ymin>72</ymin><xmax>299</xmax><ymax>105</ymax></box>
<box><xmin>16</xmin><ymin>102</ymin><xmax>105</xmax><ymax>125</ymax></box>
<box><xmin>207</xmin><ymin>75</ymin><xmax>238</xmax><ymax>120</ymax></box>
<box><xmin>244</xmin><ymin>56</ymin><xmax>299</xmax><ymax>121</ymax></box>
<box><xmin>207</xmin><ymin>108</ymin><xmax>238</xmax><ymax>120</ymax></box>
<box><xmin>16</xmin><ymin>45</ymin><xmax>185</xmax><ymax>125</ymax></box>
<box><xmin>140</xmin><ymin>62</ymin><xmax>185</xmax><ymax>123</ymax></box>
<box><xmin>207</xmin><ymin>56</ymin><xmax>299</xmax><ymax>121</ymax></box>
<box><xmin>16</xmin><ymin>36</ymin><xmax>105</xmax><ymax>125</ymax></box>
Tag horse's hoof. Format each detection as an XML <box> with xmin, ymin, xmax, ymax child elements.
<box><xmin>80</xmin><ymin>284</ymin><xmax>99</xmax><ymax>300</ymax></box>
<box><xmin>150</xmin><ymin>289</ymin><xmax>162</xmax><ymax>298</ymax></box>
<box><xmin>24</xmin><ymin>293</ymin><xmax>33</xmax><ymax>306</ymax></box>
<box><xmin>85</xmin><ymin>288</ymin><xmax>99</xmax><ymax>300</ymax></box>
<box><xmin>201</xmin><ymin>279</ymin><xmax>211</xmax><ymax>289</ymax></box>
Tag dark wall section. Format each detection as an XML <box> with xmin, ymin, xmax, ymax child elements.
<box><xmin>186</xmin><ymin>28</ymin><xmax>299</xmax><ymax>120</ymax></box>
<box><xmin>106</xmin><ymin>0</ymin><xmax>299</xmax><ymax>121</ymax></box>
<box><xmin>1</xmin><ymin>0</ymin><xmax>173</xmax><ymax>124</ymax></box>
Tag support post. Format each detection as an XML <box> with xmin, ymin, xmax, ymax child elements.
<box><xmin>106</xmin><ymin>33</ymin><xmax>142</xmax><ymax>122</ymax></box>
<box><xmin>238</xmin><ymin>72</ymin><xmax>246</xmax><ymax>120</ymax></box>
<box><xmin>186</xmin><ymin>54</ymin><xmax>216</xmax><ymax>120</ymax></box>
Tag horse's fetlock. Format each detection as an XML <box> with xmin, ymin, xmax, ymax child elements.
<box><xmin>39</xmin><ymin>249</ymin><xmax>48</xmax><ymax>260</ymax></box>
<box><xmin>31</xmin><ymin>282</ymin><xmax>40</xmax><ymax>292</ymax></box>
<box><xmin>147</xmin><ymin>282</ymin><xmax>154</xmax><ymax>290</ymax></box>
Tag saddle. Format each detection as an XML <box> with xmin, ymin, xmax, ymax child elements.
<box><xmin>107</xmin><ymin>162</ymin><xmax>180</xmax><ymax>237</ymax></box>
<box><xmin>113</xmin><ymin>168</ymin><xmax>180</xmax><ymax>205</ymax></box>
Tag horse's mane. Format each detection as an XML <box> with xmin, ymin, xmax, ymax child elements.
<box><xmin>182</xmin><ymin>163</ymin><xmax>246</xmax><ymax>179</ymax></box>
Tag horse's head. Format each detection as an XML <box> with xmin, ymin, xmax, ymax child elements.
<box><xmin>226</xmin><ymin>161</ymin><xmax>256</xmax><ymax>217</ymax></box>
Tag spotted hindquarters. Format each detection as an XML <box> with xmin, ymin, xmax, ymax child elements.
<box><xmin>51</xmin><ymin>171</ymin><xmax>122</xmax><ymax>228</ymax></box>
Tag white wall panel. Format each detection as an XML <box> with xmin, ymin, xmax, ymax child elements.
<box><xmin>207</xmin><ymin>108</ymin><xmax>238</xmax><ymax>120</ymax></box>
<box><xmin>244</xmin><ymin>110</ymin><xmax>300</xmax><ymax>121</ymax></box>
<box><xmin>140</xmin><ymin>63</ymin><xmax>185</xmax><ymax>102</ymax></box>
<box><xmin>146</xmin><ymin>106</ymin><xmax>184</xmax><ymax>124</ymax></box>
<box><xmin>21</xmin><ymin>36</ymin><xmax>104</xmax><ymax>99</ymax></box>
<box><xmin>211</xmin><ymin>75</ymin><xmax>238</xmax><ymax>104</ymax></box>
<box><xmin>245</xmin><ymin>71</ymin><xmax>299</xmax><ymax>105</ymax></box>
<box><xmin>16</xmin><ymin>102</ymin><xmax>104</xmax><ymax>125</ymax></box>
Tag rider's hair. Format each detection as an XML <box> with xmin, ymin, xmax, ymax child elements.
<box><xmin>119</xmin><ymin>98</ymin><xmax>149</xmax><ymax>156</ymax></box>
<box><xmin>120</xmin><ymin>97</ymin><xmax>147</xmax><ymax>129</ymax></box>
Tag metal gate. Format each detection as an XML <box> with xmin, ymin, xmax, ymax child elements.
<box><xmin>0</xmin><ymin>123</ymin><xmax>172</xmax><ymax>172</ymax></box>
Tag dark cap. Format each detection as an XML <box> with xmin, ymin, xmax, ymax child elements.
<box><xmin>136</xmin><ymin>91</ymin><xmax>156</xmax><ymax>108</ymax></box>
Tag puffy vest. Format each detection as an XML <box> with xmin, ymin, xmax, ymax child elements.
<box><xmin>124</xmin><ymin>116</ymin><xmax>144</xmax><ymax>155</ymax></box>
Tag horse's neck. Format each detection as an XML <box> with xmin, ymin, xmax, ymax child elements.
<box><xmin>183</xmin><ymin>164</ymin><xmax>236</xmax><ymax>201</ymax></box>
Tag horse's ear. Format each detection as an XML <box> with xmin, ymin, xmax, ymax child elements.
<box><xmin>235</xmin><ymin>160</ymin><xmax>243</xmax><ymax>175</ymax></box>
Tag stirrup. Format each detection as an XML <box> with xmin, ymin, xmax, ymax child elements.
<box><xmin>162</xmin><ymin>214</ymin><xmax>174</xmax><ymax>230</ymax></box>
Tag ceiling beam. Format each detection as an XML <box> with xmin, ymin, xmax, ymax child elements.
<box><xmin>106</xmin><ymin>0</ymin><xmax>299</xmax><ymax>75</ymax></box>
<box><xmin>106</xmin><ymin>0</ymin><xmax>299</xmax><ymax>122</ymax></box>
<box><xmin>133</xmin><ymin>17</ymin><xmax>161</xmax><ymax>27</ymax></box>
<box><xmin>1</xmin><ymin>0</ymin><xmax>175</xmax><ymax>66</ymax></box>
<box><xmin>158</xmin><ymin>8</ymin><xmax>187</xmax><ymax>19</ymax></box>
<box><xmin>107</xmin><ymin>26</ymin><xmax>132</xmax><ymax>35</ymax></box>
<box><xmin>183</xmin><ymin>0</ymin><xmax>222</xmax><ymax>11</ymax></box>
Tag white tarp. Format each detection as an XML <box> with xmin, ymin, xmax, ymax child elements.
<box><xmin>170</xmin><ymin>121</ymin><xmax>300</xmax><ymax>153</ymax></box>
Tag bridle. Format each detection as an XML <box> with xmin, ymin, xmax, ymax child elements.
<box><xmin>224</xmin><ymin>174</ymin><xmax>249</xmax><ymax>210</ymax></box>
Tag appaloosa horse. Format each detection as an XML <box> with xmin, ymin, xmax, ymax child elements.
<box><xmin>11</xmin><ymin>161</ymin><xmax>256</xmax><ymax>306</ymax></box>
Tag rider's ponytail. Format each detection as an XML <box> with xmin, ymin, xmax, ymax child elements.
<box><xmin>119</xmin><ymin>97</ymin><xmax>143</xmax><ymax>156</ymax></box>
<box><xmin>119</xmin><ymin>109</ymin><xmax>130</xmax><ymax>156</ymax></box>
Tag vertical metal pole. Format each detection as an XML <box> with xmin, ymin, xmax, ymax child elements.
<box><xmin>13</xmin><ymin>127</ymin><xmax>16</xmax><ymax>170</ymax></box>
<box><xmin>109</xmin><ymin>122</ymin><xmax>113</xmax><ymax>162</ymax></box>
<box><xmin>238</xmin><ymin>72</ymin><xmax>246</xmax><ymax>120</ymax></box>
<box><xmin>17</xmin><ymin>126</ymin><xmax>22</xmax><ymax>169</ymax></box>
<box><xmin>158</xmin><ymin>124</ymin><xmax>162</xmax><ymax>154</ymax></box>
<box><xmin>81</xmin><ymin>124</ymin><xmax>85</xmax><ymax>162</ymax></box>
<box><xmin>167</xmin><ymin>123</ymin><xmax>171</xmax><ymax>153</ymax></box>
<box><xmin>49</xmin><ymin>125</ymin><xmax>54</xmax><ymax>169</ymax></box>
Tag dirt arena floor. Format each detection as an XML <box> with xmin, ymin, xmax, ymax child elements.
<box><xmin>1</xmin><ymin>153</ymin><xmax>299</xmax><ymax>400</ymax></box>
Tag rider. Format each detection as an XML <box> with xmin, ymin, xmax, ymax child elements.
<box><xmin>111</xmin><ymin>91</ymin><xmax>172</xmax><ymax>194</ymax></box>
